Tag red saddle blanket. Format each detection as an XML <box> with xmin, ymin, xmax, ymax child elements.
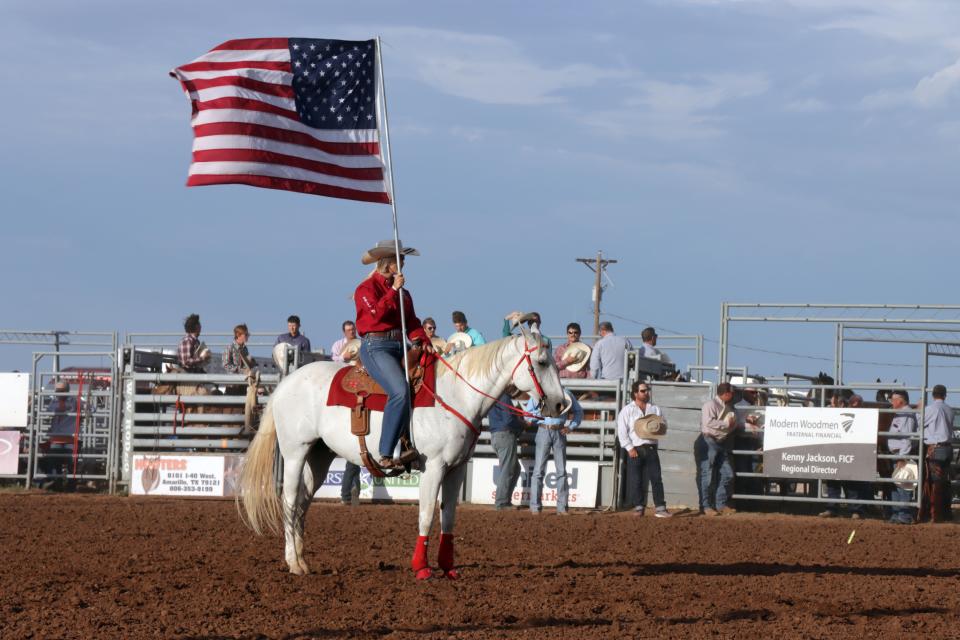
<box><xmin>326</xmin><ymin>361</ymin><xmax>437</xmax><ymax>411</ymax></box>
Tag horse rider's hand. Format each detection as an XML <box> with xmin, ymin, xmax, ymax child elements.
<box><xmin>421</xmin><ymin>340</ymin><xmax>435</xmax><ymax>355</ymax></box>
<box><xmin>392</xmin><ymin>272</ymin><xmax>405</xmax><ymax>290</ymax></box>
<box><xmin>628</xmin><ymin>447</ymin><xmax>639</xmax><ymax>458</ymax></box>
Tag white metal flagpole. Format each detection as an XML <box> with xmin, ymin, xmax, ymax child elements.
<box><xmin>375</xmin><ymin>37</ymin><xmax>415</xmax><ymax>433</ymax></box>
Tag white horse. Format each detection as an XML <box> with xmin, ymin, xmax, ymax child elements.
<box><xmin>238</xmin><ymin>318</ymin><xmax>567</xmax><ymax>579</ymax></box>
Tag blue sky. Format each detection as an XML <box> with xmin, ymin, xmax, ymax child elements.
<box><xmin>1</xmin><ymin>0</ymin><xmax>959</xmax><ymax>386</ymax></box>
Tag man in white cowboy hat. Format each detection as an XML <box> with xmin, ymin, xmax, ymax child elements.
<box><xmin>331</xmin><ymin>320</ymin><xmax>358</xmax><ymax>363</ymax></box>
<box><xmin>617</xmin><ymin>380</ymin><xmax>672</xmax><ymax>517</ymax></box>
<box><xmin>554</xmin><ymin>322</ymin><xmax>590</xmax><ymax>379</ymax></box>
<box><xmin>354</xmin><ymin>238</ymin><xmax>433</xmax><ymax>470</ymax></box>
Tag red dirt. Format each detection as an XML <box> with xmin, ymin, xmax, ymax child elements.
<box><xmin>2</xmin><ymin>493</ymin><xmax>960</xmax><ymax>639</ymax></box>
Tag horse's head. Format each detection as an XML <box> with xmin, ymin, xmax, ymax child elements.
<box><xmin>510</xmin><ymin>313</ymin><xmax>566</xmax><ymax>417</ymax></box>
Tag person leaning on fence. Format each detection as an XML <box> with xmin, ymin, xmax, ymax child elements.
<box><xmin>920</xmin><ymin>385</ymin><xmax>954</xmax><ymax>523</ymax></box>
<box><xmin>526</xmin><ymin>390</ymin><xmax>583</xmax><ymax>515</ymax></box>
<box><xmin>888</xmin><ymin>390</ymin><xmax>919</xmax><ymax>525</ymax></box>
<box><xmin>699</xmin><ymin>382</ymin><xmax>739</xmax><ymax>516</ymax></box>
<box><xmin>555</xmin><ymin>322</ymin><xmax>589</xmax><ymax>379</ymax></box>
<box><xmin>617</xmin><ymin>380</ymin><xmax>672</xmax><ymax>518</ymax></box>
<box><xmin>488</xmin><ymin>393</ymin><xmax>525</xmax><ymax>511</ymax></box>
<box><xmin>275</xmin><ymin>315</ymin><xmax>312</xmax><ymax>360</ymax></box>
<box><xmin>222</xmin><ymin>324</ymin><xmax>256</xmax><ymax>374</ymax></box>
<box><xmin>176</xmin><ymin>314</ymin><xmax>212</xmax><ymax>401</ymax></box>
<box><xmin>589</xmin><ymin>322</ymin><xmax>632</xmax><ymax>380</ymax></box>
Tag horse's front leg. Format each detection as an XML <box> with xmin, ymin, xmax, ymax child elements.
<box><xmin>438</xmin><ymin>462</ymin><xmax>468</xmax><ymax>579</ymax></box>
<box><xmin>412</xmin><ymin>457</ymin><xmax>445</xmax><ymax>580</ymax></box>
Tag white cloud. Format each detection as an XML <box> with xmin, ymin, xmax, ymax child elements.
<box><xmin>785</xmin><ymin>97</ymin><xmax>827</xmax><ymax>113</ymax></box>
<box><xmin>376</xmin><ymin>27</ymin><xmax>627</xmax><ymax>105</ymax></box>
<box><xmin>913</xmin><ymin>58</ymin><xmax>960</xmax><ymax>106</ymax></box>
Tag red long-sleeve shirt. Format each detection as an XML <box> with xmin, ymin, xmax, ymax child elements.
<box><xmin>354</xmin><ymin>272</ymin><xmax>427</xmax><ymax>343</ymax></box>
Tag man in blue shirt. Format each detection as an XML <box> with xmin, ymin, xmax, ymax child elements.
<box><xmin>921</xmin><ymin>384</ymin><xmax>954</xmax><ymax>523</ymax></box>
<box><xmin>274</xmin><ymin>315</ymin><xmax>312</xmax><ymax>360</ymax></box>
<box><xmin>451</xmin><ymin>310</ymin><xmax>485</xmax><ymax>347</ymax></box>
<box><xmin>487</xmin><ymin>394</ymin><xmax>525</xmax><ymax>510</ymax></box>
<box><xmin>589</xmin><ymin>321</ymin><xmax>633</xmax><ymax>380</ymax></box>
<box><xmin>525</xmin><ymin>391</ymin><xmax>584</xmax><ymax>515</ymax></box>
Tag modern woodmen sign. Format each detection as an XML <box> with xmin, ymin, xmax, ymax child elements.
<box><xmin>762</xmin><ymin>407</ymin><xmax>879</xmax><ymax>482</ymax></box>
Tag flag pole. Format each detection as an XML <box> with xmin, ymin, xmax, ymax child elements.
<box><xmin>376</xmin><ymin>36</ymin><xmax>415</xmax><ymax>440</ymax></box>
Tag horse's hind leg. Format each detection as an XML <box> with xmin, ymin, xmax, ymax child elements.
<box><xmin>293</xmin><ymin>443</ymin><xmax>335</xmax><ymax>575</ymax></box>
<box><xmin>437</xmin><ymin>462</ymin><xmax>468</xmax><ymax>579</ymax></box>
<box><xmin>281</xmin><ymin>443</ymin><xmax>311</xmax><ymax>575</ymax></box>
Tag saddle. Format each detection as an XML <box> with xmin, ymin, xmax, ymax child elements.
<box><xmin>337</xmin><ymin>347</ymin><xmax>429</xmax><ymax>478</ymax></box>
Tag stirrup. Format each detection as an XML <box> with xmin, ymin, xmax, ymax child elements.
<box><xmin>397</xmin><ymin>447</ymin><xmax>420</xmax><ymax>465</ymax></box>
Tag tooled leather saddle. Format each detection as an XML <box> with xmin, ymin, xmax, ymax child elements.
<box><xmin>329</xmin><ymin>347</ymin><xmax>434</xmax><ymax>478</ymax></box>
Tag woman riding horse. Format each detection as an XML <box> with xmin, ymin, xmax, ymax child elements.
<box><xmin>354</xmin><ymin>239</ymin><xmax>435</xmax><ymax>470</ymax></box>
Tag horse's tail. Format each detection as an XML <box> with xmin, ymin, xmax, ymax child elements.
<box><xmin>237</xmin><ymin>399</ymin><xmax>282</xmax><ymax>536</ymax></box>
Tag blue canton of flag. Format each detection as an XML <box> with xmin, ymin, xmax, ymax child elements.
<box><xmin>289</xmin><ymin>38</ymin><xmax>378</xmax><ymax>130</ymax></box>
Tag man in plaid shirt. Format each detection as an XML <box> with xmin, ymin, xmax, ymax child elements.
<box><xmin>178</xmin><ymin>313</ymin><xmax>209</xmax><ymax>373</ymax></box>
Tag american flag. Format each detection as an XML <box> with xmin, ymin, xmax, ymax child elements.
<box><xmin>170</xmin><ymin>38</ymin><xmax>390</xmax><ymax>204</ymax></box>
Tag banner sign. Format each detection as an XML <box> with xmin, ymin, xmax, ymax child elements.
<box><xmin>469</xmin><ymin>458</ymin><xmax>599</xmax><ymax>508</ymax></box>
<box><xmin>0</xmin><ymin>373</ymin><xmax>29</xmax><ymax>427</ymax></box>
<box><xmin>314</xmin><ymin>457</ymin><xmax>421</xmax><ymax>501</ymax></box>
<box><xmin>763</xmin><ymin>407</ymin><xmax>879</xmax><ymax>481</ymax></box>
<box><xmin>0</xmin><ymin>431</ymin><xmax>21</xmax><ymax>475</ymax></box>
<box><xmin>131</xmin><ymin>454</ymin><xmax>244</xmax><ymax>497</ymax></box>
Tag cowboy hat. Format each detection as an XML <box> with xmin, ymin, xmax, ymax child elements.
<box><xmin>340</xmin><ymin>339</ymin><xmax>361</xmax><ymax>362</ymax></box>
<box><xmin>633</xmin><ymin>414</ymin><xmax>667</xmax><ymax>439</ymax></box>
<box><xmin>893</xmin><ymin>461</ymin><xmax>919</xmax><ymax>490</ymax></box>
<box><xmin>430</xmin><ymin>336</ymin><xmax>447</xmax><ymax>352</ymax></box>
<box><xmin>562</xmin><ymin>342</ymin><xmax>592</xmax><ymax>373</ymax></box>
<box><xmin>447</xmin><ymin>332</ymin><xmax>473</xmax><ymax>350</ymax></box>
<box><xmin>361</xmin><ymin>239</ymin><xmax>420</xmax><ymax>265</ymax></box>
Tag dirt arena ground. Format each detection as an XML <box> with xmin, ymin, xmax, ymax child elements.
<box><xmin>2</xmin><ymin>493</ymin><xmax>960</xmax><ymax>639</ymax></box>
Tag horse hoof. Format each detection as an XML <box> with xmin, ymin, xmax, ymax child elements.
<box><xmin>443</xmin><ymin>569</ymin><xmax>460</xmax><ymax>580</ymax></box>
<box><xmin>289</xmin><ymin>564</ymin><xmax>306</xmax><ymax>576</ymax></box>
<box><xmin>414</xmin><ymin>567</ymin><xmax>433</xmax><ymax>580</ymax></box>
<box><xmin>298</xmin><ymin>560</ymin><xmax>311</xmax><ymax>575</ymax></box>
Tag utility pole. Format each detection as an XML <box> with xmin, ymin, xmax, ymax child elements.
<box><xmin>576</xmin><ymin>251</ymin><xmax>617</xmax><ymax>335</ymax></box>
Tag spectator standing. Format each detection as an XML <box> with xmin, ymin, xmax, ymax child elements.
<box><xmin>176</xmin><ymin>314</ymin><xmax>212</xmax><ymax>405</ymax></box>
<box><xmin>487</xmin><ymin>394</ymin><xmax>525</xmax><ymax>510</ymax></box>
<box><xmin>639</xmin><ymin>327</ymin><xmax>672</xmax><ymax>364</ymax></box>
<box><xmin>222</xmin><ymin>324</ymin><xmax>256</xmax><ymax>373</ymax></box>
<box><xmin>331</xmin><ymin>321</ymin><xmax>358</xmax><ymax>363</ymax></box>
<box><xmin>526</xmin><ymin>391</ymin><xmax>583</xmax><ymax>515</ymax></box>
<box><xmin>819</xmin><ymin>394</ymin><xmax>866</xmax><ymax>519</ymax></box>
<box><xmin>275</xmin><ymin>315</ymin><xmax>312</xmax><ymax>360</ymax></box>
<box><xmin>617</xmin><ymin>380</ymin><xmax>672</xmax><ymax>517</ymax></box>
<box><xmin>699</xmin><ymin>382</ymin><xmax>738</xmax><ymax>516</ymax></box>
<box><xmin>555</xmin><ymin>322</ymin><xmax>590</xmax><ymax>379</ymax></box>
<box><xmin>920</xmin><ymin>385</ymin><xmax>954</xmax><ymax>523</ymax></box>
<box><xmin>589</xmin><ymin>322</ymin><xmax>633</xmax><ymax>380</ymax></box>
<box><xmin>888</xmin><ymin>390</ymin><xmax>918</xmax><ymax>524</ymax></box>
<box><xmin>444</xmin><ymin>310</ymin><xmax>486</xmax><ymax>355</ymax></box>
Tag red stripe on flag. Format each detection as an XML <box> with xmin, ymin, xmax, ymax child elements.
<box><xmin>195</xmin><ymin>96</ymin><xmax>299</xmax><ymax>121</ymax></box>
<box><xmin>193</xmin><ymin>122</ymin><xmax>381</xmax><ymax>156</ymax></box>
<box><xmin>187</xmin><ymin>174</ymin><xmax>391</xmax><ymax>204</ymax></box>
<box><xmin>181</xmin><ymin>75</ymin><xmax>294</xmax><ymax>98</ymax></box>
<box><xmin>178</xmin><ymin>60</ymin><xmax>291</xmax><ymax>72</ymax></box>
<box><xmin>211</xmin><ymin>38</ymin><xmax>289</xmax><ymax>51</ymax></box>
<box><xmin>192</xmin><ymin>149</ymin><xmax>384</xmax><ymax>181</ymax></box>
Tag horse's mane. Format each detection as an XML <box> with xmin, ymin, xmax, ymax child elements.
<box><xmin>438</xmin><ymin>336</ymin><xmax>516</xmax><ymax>382</ymax></box>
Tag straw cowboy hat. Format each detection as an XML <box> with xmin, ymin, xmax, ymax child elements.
<box><xmin>893</xmin><ymin>461</ymin><xmax>919</xmax><ymax>490</ymax></box>
<box><xmin>340</xmin><ymin>339</ymin><xmax>361</xmax><ymax>362</ymax></box>
<box><xmin>361</xmin><ymin>239</ymin><xmax>420</xmax><ymax>265</ymax></box>
<box><xmin>633</xmin><ymin>414</ymin><xmax>667</xmax><ymax>439</ymax></box>
<box><xmin>562</xmin><ymin>342</ymin><xmax>592</xmax><ymax>373</ymax></box>
<box><xmin>430</xmin><ymin>336</ymin><xmax>447</xmax><ymax>352</ymax></box>
<box><xmin>447</xmin><ymin>332</ymin><xmax>473</xmax><ymax>350</ymax></box>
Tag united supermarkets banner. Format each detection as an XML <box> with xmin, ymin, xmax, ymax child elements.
<box><xmin>469</xmin><ymin>458</ymin><xmax>599</xmax><ymax>508</ymax></box>
<box><xmin>314</xmin><ymin>457</ymin><xmax>421</xmax><ymax>501</ymax></box>
<box><xmin>762</xmin><ymin>407</ymin><xmax>878</xmax><ymax>481</ymax></box>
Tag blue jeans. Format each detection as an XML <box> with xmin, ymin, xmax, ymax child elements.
<box><xmin>824</xmin><ymin>481</ymin><xmax>868</xmax><ymax>515</ymax></box>
<box><xmin>359</xmin><ymin>337</ymin><xmax>410</xmax><ymax>458</ymax></box>
<box><xmin>491</xmin><ymin>430</ymin><xmax>521</xmax><ymax>508</ymax></box>
<box><xmin>530</xmin><ymin>427</ymin><xmax>568</xmax><ymax>512</ymax></box>
<box><xmin>891</xmin><ymin>486</ymin><xmax>915</xmax><ymax>523</ymax></box>
<box><xmin>340</xmin><ymin>462</ymin><xmax>361</xmax><ymax>501</ymax></box>
<box><xmin>700</xmin><ymin>435</ymin><xmax>734</xmax><ymax>510</ymax></box>
<box><xmin>624</xmin><ymin>445</ymin><xmax>666</xmax><ymax>510</ymax></box>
